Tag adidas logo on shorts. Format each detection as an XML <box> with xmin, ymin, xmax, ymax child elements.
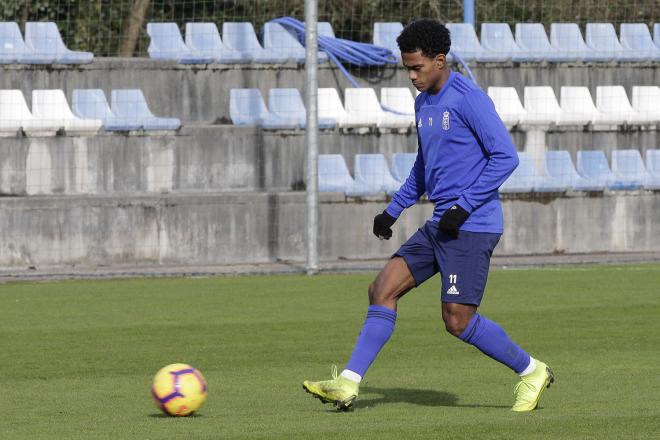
<box><xmin>447</xmin><ymin>285</ymin><xmax>460</xmax><ymax>295</ymax></box>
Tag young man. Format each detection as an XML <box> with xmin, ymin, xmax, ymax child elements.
<box><xmin>303</xmin><ymin>19</ymin><xmax>554</xmax><ymax>412</ymax></box>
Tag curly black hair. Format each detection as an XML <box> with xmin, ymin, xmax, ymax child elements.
<box><xmin>396</xmin><ymin>19</ymin><xmax>451</xmax><ymax>57</ymax></box>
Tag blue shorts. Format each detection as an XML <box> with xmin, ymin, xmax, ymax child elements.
<box><xmin>394</xmin><ymin>221</ymin><xmax>501</xmax><ymax>306</ymax></box>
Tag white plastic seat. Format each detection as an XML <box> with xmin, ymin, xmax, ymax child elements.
<box><xmin>318</xmin><ymin>154</ymin><xmax>378</xmax><ymax>196</ymax></box>
<box><xmin>595</xmin><ymin>86</ymin><xmax>635</xmax><ymax>125</ymax></box>
<box><xmin>184</xmin><ymin>23</ymin><xmax>244</xmax><ymax>63</ymax></box>
<box><xmin>550</xmin><ymin>23</ymin><xmax>608</xmax><ymax>62</ymax></box>
<box><xmin>263</xmin><ymin>22</ymin><xmax>320</xmax><ymax>64</ymax></box>
<box><xmin>0</xmin><ymin>22</ymin><xmax>54</xmax><ymax>64</ymax></box>
<box><xmin>267</xmin><ymin>88</ymin><xmax>335</xmax><ymax>129</ymax></box>
<box><xmin>391</xmin><ymin>153</ymin><xmax>417</xmax><ymax>183</ymax></box>
<box><xmin>523</xmin><ymin>86</ymin><xmax>561</xmax><ymax>125</ymax></box>
<box><xmin>619</xmin><ymin>24</ymin><xmax>660</xmax><ymax>61</ymax></box>
<box><xmin>72</xmin><ymin>89</ymin><xmax>141</xmax><ymax>131</ymax></box>
<box><xmin>25</xmin><ymin>22</ymin><xmax>93</xmax><ymax>64</ymax></box>
<box><xmin>480</xmin><ymin>23</ymin><xmax>526</xmax><ymax>62</ymax></box>
<box><xmin>147</xmin><ymin>23</ymin><xmax>213</xmax><ymax>64</ymax></box>
<box><xmin>631</xmin><ymin>86</ymin><xmax>660</xmax><ymax>124</ymax></box>
<box><xmin>373</xmin><ymin>22</ymin><xmax>403</xmax><ymax>61</ymax></box>
<box><xmin>318</xmin><ymin>88</ymin><xmax>353</xmax><ymax>128</ymax></box>
<box><xmin>354</xmin><ymin>154</ymin><xmax>401</xmax><ymax>195</ymax></box>
<box><xmin>0</xmin><ymin>90</ymin><xmax>57</xmax><ymax>136</ymax></box>
<box><xmin>345</xmin><ymin>88</ymin><xmax>412</xmax><ymax>129</ymax></box>
<box><xmin>645</xmin><ymin>150</ymin><xmax>660</xmax><ymax>189</ymax></box>
<box><xmin>380</xmin><ymin>87</ymin><xmax>415</xmax><ymax>116</ymax></box>
<box><xmin>585</xmin><ymin>23</ymin><xmax>640</xmax><ymax>62</ymax></box>
<box><xmin>445</xmin><ymin>23</ymin><xmax>501</xmax><ymax>62</ymax></box>
<box><xmin>487</xmin><ymin>87</ymin><xmax>526</xmax><ymax>128</ymax></box>
<box><xmin>559</xmin><ymin>87</ymin><xmax>599</xmax><ymax>125</ymax></box>
<box><xmin>111</xmin><ymin>89</ymin><xmax>181</xmax><ymax>131</ymax></box>
<box><xmin>611</xmin><ymin>149</ymin><xmax>651</xmax><ymax>190</ymax></box>
<box><xmin>654</xmin><ymin>24</ymin><xmax>660</xmax><ymax>48</ymax></box>
<box><xmin>32</xmin><ymin>89</ymin><xmax>102</xmax><ymax>134</ymax></box>
<box><xmin>229</xmin><ymin>88</ymin><xmax>298</xmax><ymax>129</ymax></box>
<box><xmin>515</xmin><ymin>23</ymin><xmax>569</xmax><ymax>62</ymax></box>
<box><xmin>222</xmin><ymin>22</ymin><xmax>287</xmax><ymax>64</ymax></box>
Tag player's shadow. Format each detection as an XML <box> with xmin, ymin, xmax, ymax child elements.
<box><xmin>148</xmin><ymin>413</ymin><xmax>205</xmax><ymax>418</ymax></box>
<box><xmin>356</xmin><ymin>386</ymin><xmax>509</xmax><ymax>409</ymax></box>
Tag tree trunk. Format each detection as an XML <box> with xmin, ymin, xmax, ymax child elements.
<box><xmin>118</xmin><ymin>0</ymin><xmax>150</xmax><ymax>57</ymax></box>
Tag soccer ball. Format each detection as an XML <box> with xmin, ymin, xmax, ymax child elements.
<box><xmin>151</xmin><ymin>363</ymin><xmax>208</xmax><ymax>416</ymax></box>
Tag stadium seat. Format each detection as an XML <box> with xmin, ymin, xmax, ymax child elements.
<box><xmin>585</xmin><ymin>23</ymin><xmax>640</xmax><ymax>62</ymax></box>
<box><xmin>480</xmin><ymin>23</ymin><xmax>526</xmax><ymax>62</ymax></box>
<box><xmin>445</xmin><ymin>23</ymin><xmax>501</xmax><ymax>62</ymax></box>
<box><xmin>230</xmin><ymin>88</ymin><xmax>299</xmax><ymax>129</ymax></box>
<box><xmin>619</xmin><ymin>24</ymin><xmax>660</xmax><ymax>61</ymax></box>
<box><xmin>31</xmin><ymin>89</ymin><xmax>102</xmax><ymax>134</ymax></box>
<box><xmin>267</xmin><ymin>88</ymin><xmax>335</xmax><ymax>129</ymax></box>
<box><xmin>514</xmin><ymin>23</ymin><xmax>569</xmax><ymax>62</ymax></box>
<box><xmin>0</xmin><ymin>89</ymin><xmax>57</xmax><ymax>136</ymax></box>
<box><xmin>559</xmin><ymin>87</ymin><xmax>599</xmax><ymax>126</ymax></box>
<box><xmin>318</xmin><ymin>154</ymin><xmax>378</xmax><ymax>196</ymax></box>
<box><xmin>344</xmin><ymin>88</ymin><xmax>412</xmax><ymax>129</ymax></box>
<box><xmin>111</xmin><ymin>89</ymin><xmax>181</xmax><ymax>131</ymax></box>
<box><xmin>222</xmin><ymin>22</ymin><xmax>287</xmax><ymax>64</ymax></box>
<box><xmin>550</xmin><ymin>23</ymin><xmax>608</xmax><ymax>62</ymax></box>
<box><xmin>25</xmin><ymin>22</ymin><xmax>93</xmax><ymax>64</ymax></box>
<box><xmin>645</xmin><ymin>150</ymin><xmax>660</xmax><ymax>189</ymax></box>
<box><xmin>576</xmin><ymin>150</ymin><xmax>618</xmax><ymax>189</ymax></box>
<box><xmin>523</xmin><ymin>86</ymin><xmax>562</xmax><ymax>125</ymax></box>
<box><xmin>611</xmin><ymin>149</ymin><xmax>650</xmax><ymax>190</ymax></box>
<box><xmin>263</xmin><ymin>22</ymin><xmax>322</xmax><ymax>64</ymax></box>
<box><xmin>354</xmin><ymin>154</ymin><xmax>401</xmax><ymax>195</ymax></box>
<box><xmin>487</xmin><ymin>87</ymin><xmax>526</xmax><ymax>128</ymax></box>
<box><xmin>595</xmin><ymin>86</ymin><xmax>635</xmax><ymax>125</ymax></box>
<box><xmin>499</xmin><ymin>152</ymin><xmax>537</xmax><ymax>193</ymax></box>
<box><xmin>391</xmin><ymin>153</ymin><xmax>417</xmax><ymax>183</ymax></box>
<box><xmin>72</xmin><ymin>89</ymin><xmax>141</xmax><ymax>131</ymax></box>
<box><xmin>147</xmin><ymin>23</ymin><xmax>213</xmax><ymax>64</ymax></box>
<box><xmin>654</xmin><ymin>24</ymin><xmax>660</xmax><ymax>48</ymax></box>
<box><xmin>318</xmin><ymin>88</ymin><xmax>354</xmax><ymax>128</ymax></box>
<box><xmin>0</xmin><ymin>22</ymin><xmax>54</xmax><ymax>64</ymax></box>
<box><xmin>545</xmin><ymin>150</ymin><xmax>604</xmax><ymax>191</ymax></box>
<box><xmin>373</xmin><ymin>22</ymin><xmax>403</xmax><ymax>61</ymax></box>
<box><xmin>380</xmin><ymin>87</ymin><xmax>415</xmax><ymax>116</ymax></box>
<box><xmin>184</xmin><ymin>23</ymin><xmax>245</xmax><ymax>63</ymax></box>
<box><xmin>631</xmin><ymin>86</ymin><xmax>660</xmax><ymax>124</ymax></box>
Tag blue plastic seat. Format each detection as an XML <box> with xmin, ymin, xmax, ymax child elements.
<box><xmin>645</xmin><ymin>150</ymin><xmax>660</xmax><ymax>189</ymax></box>
<box><xmin>391</xmin><ymin>153</ymin><xmax>417</xmax><ymax>183</ymax></box>
<box><xmin>619</xmin><ymin>24</ymin><xmax>660</xmax><ymax>61</ymax></box>
<box><xmin>545</xmin><ymin>150</ymin><xmax>604</xmax><ymax>191</ymax></box>
<box><xmin>354</xmin><ymin>154</ymin><xmax>401</xmax><ymax>195</ymax></box>
<box><xmin>611</xmin><ymin>149</ymin><xmax>650</xmax><ymax>190</ymax></box>
<box><xmin>373</xmin><ymin>22</ymin><xmax>403</xmax><ymax>61</ymax></box>
<box><xmin>515</xmin><ymin>23</ymin><xmax>571</xmax><ymax>62</ymax></box>
<box><xmin>25</xmin><ymin>22</ymin><xmax>93</xmax><ymax>64</ymax></box>
<box><xmin>147</xmin><ymin>23</ymin><xmax>213</xmax><ymax>64</ymax></box>
<box><xmin>268</xmin><ymin>88</ymin><xmax>335</xmax><ymax>129</ymax></box>
<box><xmin>445</xmin><ymin>23</ymin><xmax>501</xmax><ymax>62</ymax></box>
<box><xmin>576</xmin><ymin>150</ymin><xmax>620</xmax><ymax>190</ymax></box>
<box><xmin>230</xmin><ymin>89</ymin><xmax>299</xmax><ymax>129</ymax></box>
<box><xmin>110</xmin><ymin>89</ymin><xmax>181</xmax><ymax>131</ymax></box>
<box><xmin>655</xmin><ymin>24</ymin><xmax>660</xmax><ymax>48</ymax></box>
<box><xmin>550</xmin><ymin>23</ymin><xmax>609</xmax><ymax>62</ymax></box>
<box><xmin>263</xmin><ymin>22</ymin><xmax>328</xmax><ymax>64</ymax></box>
<box><xmin>499</xmin><ymin>152</ymin><xmax>537</xmax><ymax>193</ymax></box>
<box><xmin>184</xmin><ymin>23</ymin><xmax>245</xmax><ymax>63</ymax></box>
<box><xmin>585</xmin><ymin>23</ymin><xmax>641</xmax><ymax>62</ymax></box>
<box><xmin>318</xmin><ymin>154</ymin><xmax>378</xmax><ymax>196</ymax></box>
<box><xmin>0</xmin><ymin>21</ymin><xmax>53</xmax><ymax>64</ymax></box>
<box><xmin>72</xmin><ymin>89</ymin><xmax>141</xmax><ymax>131</ymax></box>
<box><xmin>317</xmin><ymin>22</ymin><xmax>335</xmax><ymax>38</ymax></box>
<box><xmin>222</xmin><ymin>22</ymin><xmax>287</xmax><ymax>64</ymax></box>
<box><xmin>480</xmin><ymin>23</ymin><xmax>526</xmax><ymax>62</ymax></box>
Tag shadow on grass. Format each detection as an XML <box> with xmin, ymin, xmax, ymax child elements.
<box><xmin>148</xmin><ymin>413</ymin><xmax>205</xmax><ymax>418</ymax></box>
<box><xmin>356</xmin><ymin>387</ymin><xmax>509</xmax><ymax>409</ymax></box>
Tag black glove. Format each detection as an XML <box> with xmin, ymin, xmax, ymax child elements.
<box><xmin>438</xmin><ymin>204</ymin><xmax>470</xmax><ymax>238</ymax></box>
<box><xmin>373</xmin><ymin>210</ymin><xmax>397</xmax><ymax>240</ymax></box>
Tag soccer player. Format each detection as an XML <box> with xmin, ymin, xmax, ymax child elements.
<box><xmin>303</xmin><ymin>19</ymin><xmax>554</xmax><ymax>412</ymax></box>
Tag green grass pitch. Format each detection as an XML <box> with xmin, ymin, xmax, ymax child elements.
<box><xmin>1</xmin><ymin>265</ymin><xmax>659</xmax><ymax>439</ymax></box>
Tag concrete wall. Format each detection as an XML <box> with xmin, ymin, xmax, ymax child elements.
<box><xmin>1</xmin><ymin>191</ymin><xmax>658</xmax><ymax>269</ymax></box>
<box><xmin>2</xmin><ymin>59</ymin><xmax>660</xmax><ymax>123</ymax></box>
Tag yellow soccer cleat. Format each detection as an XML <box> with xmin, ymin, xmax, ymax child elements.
<box><xmin>512</xmin><ymin>360</ymin><xmax>555</xmax><ymax>412</ymax></box>
<box><xmin>302</xmin><ymin>366</ymin><xmax>359</xmax><ymax>411</ymax></box>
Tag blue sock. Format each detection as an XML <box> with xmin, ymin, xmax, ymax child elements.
<box><xmin>345</xmin><ymin>305</ymin><xmax>397</xmax><ymax>378</ymax></box>
<box><xmin>459</xmin><ymin>313</ymin><xmax>531</xmax><ymax>374</ymax></box>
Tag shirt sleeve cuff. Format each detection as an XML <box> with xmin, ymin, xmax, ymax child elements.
<box><xmin>456</xmin><ymin>197</ymin><xmax>474</xmax><ymax>214</ymax></box>
<box><xmin>385</xmin><ymin>204</ymin><xmax>402</xmax><ymax>219</ymax></box>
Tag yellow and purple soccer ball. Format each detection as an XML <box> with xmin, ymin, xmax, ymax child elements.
<box><xmin>151</xmin><ymin>363</ymin><xmax>208</xmax><ymax>416</ymax></box>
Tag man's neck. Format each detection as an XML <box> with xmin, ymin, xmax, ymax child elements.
<box><xmin>428</xmin><ymin>68</ymin><xmax>451</xmax><ymax>95</ymax></box>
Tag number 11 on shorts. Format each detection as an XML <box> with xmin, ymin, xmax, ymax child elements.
<box><xmin>449</xmin><ymin>274</ymin><xmax>457</xmax><ymax>284</ymax></box>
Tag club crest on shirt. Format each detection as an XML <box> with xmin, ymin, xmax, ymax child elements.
<box><xmin>442</xmin><ymin>111</ymin><xmax>450</xmax><ymax>130</ymax></box>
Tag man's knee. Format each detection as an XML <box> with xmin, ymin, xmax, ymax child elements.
<box><xmin>444</xmin><ymin>315</ymin><xmax>468</xmax><ymax>337</ymax></box>
<box><xmin>368</xmin><ymin>281</ymin><xmax>391</xmax><ymax>305</ymax></box>
<box><xmin>442</xmin><ymin>304</ymin><xmax>475</xmax><ymax>337</ymax></box>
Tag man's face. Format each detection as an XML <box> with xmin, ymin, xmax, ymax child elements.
<box><xmin>401</xmin><ymin>50</ymin><xmax>445</xmax><ymax>92</ymax></box>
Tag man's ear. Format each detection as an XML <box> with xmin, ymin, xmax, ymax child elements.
<box><xmin>435</xmin><ymin>53</ymin><xmax>446</xmax><ymax>69</ymax></box>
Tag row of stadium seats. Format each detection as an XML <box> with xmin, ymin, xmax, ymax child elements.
<box><xmin>0</xmin><ymin>22</ymin><xmax>93</xmax><ymax>64</ymax></box>
<box><xmin>0</xmin><ymin>89</ymin><xmax>179</xmax><ymax>136</ymax></box>
<box><xmin>489</xmin><ymin>85</ymin><xmax>660</xmax><ymax>127</ymax></box>
<box><xmin>230</xmin><ymin>87</ymin><xmax>415</xmax><ymax>129</ymax></box>
<box><xmin>319</xmin><ymin>150</ymin><xmax>660</xmax><ymax>196</ymax></box>
<box><xmin>439</xmin><ymin>22</ymin><xmax>660</xmax><ymax>63</ymax></box>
